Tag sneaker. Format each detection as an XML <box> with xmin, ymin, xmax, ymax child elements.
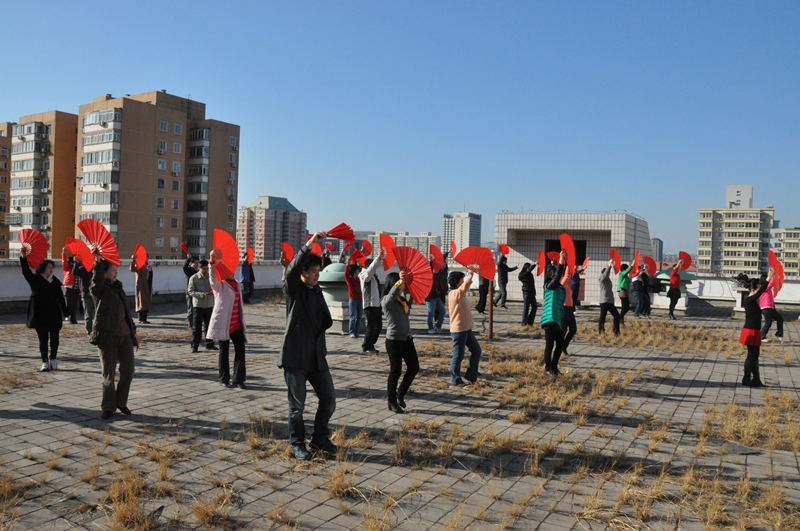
<box><xmin>191</xmin><ymin>348</ymin><xmax>199</xmax><ymax>353</ymax></box>
<box><xmin>205</xmin><ymin>343</ymin><xmax>219</xmax><ymax>350</ymax></box>
<box><xmin>40</xmin><ymin>361</ymin><xmax>50</xmax><ymax>372</ymax></box>
<box><xmin>451</xmin><ymin>378</ymin><xmax>464</xmax><ymax>386</ymax></box>
<box><xmin>291</xmin><ymin>444</ymin><xmax>309</xmax><ymax>461</ymax></box>
<box><xmin>349</xmin><ymin>334</ymin><xmax>356</xmax><ymax>339</ymax></box>
<box><xmin>762</xmin><ymin>337</ymin><xmax>770</xmax><ymax>344</ymax></box>
<box><xmin>434</xmin><ymin>326</ymin><xmax>442</xmax><ymax>333</ymax></box>
<box><xmin>219</xmin><ymin>381</ymin><xmax>233</xmax><ymax>388</ymax></box>
<box><xmin>365</xmin><ymin>350</ymin><xmax>379</xmax><ymax>355</ymax></box>
<box><xmin>235</xmin><ymin>383</ymin><xmax>248</xmax><ymax>390</ymax></box>
<box><xmin>309</xmin><ymin>439</ymin><xmax>338</xmax><ymax>458</ymax></box>
<box><xmin>778</xmin><ymin>337</ymin><xmax>784</xmax><ymax>342</ymax></box>
<box><xmin>49</xmin><ymin>359</ymin><xmax>58</xmax><ymax>370</ymax></box>
<box><xmin>427</xmin><ymin>329</ymin><xmax>436</xmax><ymax>334</ymax></box>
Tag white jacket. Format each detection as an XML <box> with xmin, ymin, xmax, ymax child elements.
<box><xmin>359</xmin><ymin>258</ymin><xmax>382</xmax><ymax>308</ymax></box>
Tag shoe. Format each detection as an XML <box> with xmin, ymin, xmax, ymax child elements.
<box><xmin>309</xmin><ymin>439</ymin><xmax>338</xmax><ymax>458</ymax></box>
<box><xmin>434</xmin><ymin>326</ymin><xmax>442</xmax><ymax>333</ymax></box>
<box><xmin>397</xmin><ymin>390</ymin><xmax>406</xmax><ymax>409</ymax></box>
<box><xmin>40</xmin><ymin>362</ymin><xmax>50</xmax><ymax>372</ymax></box>
<box><xmin>141</xmin><ymin>320</ymin><xmax>151</xmax><ymax>324</ymax></box>
<box><xmin>427</xmin><ymin>329</ymin><xmax>436</xmax><ymax>334</ymax></box>
<box><xmin>118</xmin><ymin>406</ymin><xmax>132</xmax><ymax>416</ymax></box>
<box><xmin>741</xmin><ymin>375</ymin><xmax>752</xmax><ymax>387</ymax></box>
<box><xmin>762</xmin><ymin>338</ymin><xmax>770</xmax><ymax>344</ymax></box>
<box><xmin>49</xmin><ymin>359</ymin><xmax>58</xmax><ymax>370</ymax></box>
<box><xmin>388</xmin><ymin>401</ymin><xmax>405</xmax><ymax>414</ymax></box>
<box><xmin>365</xmin><ymin>350</ymin><xmax>379</xmax><ymax>355</ymax></box>
<box><xmin>349</xmin><ymin>334</ymin><xmax>356</xmax><ymax>339</ymax></box>
<box><xmin>101</xmin><ymin>410</ymin><xmax>113</xmax><ymax>420</ymax></box>
<box><xmin>191</xmin><ymin>348</ymin><xmax>199</xmax><ymax>353</ymax></box>
<box><xmin>501</xmin><ymin>305</ymin><xmax>508</xmax><ymax>309</ymax></box>
<box><xmin>206</xmin><ymin>344</ymin><xmax>219</xmax><ymax>350</ymax></box>
<box><xmin>778</xmin><ymin>336</ymin><xmax>784</xmax><ymax>342</ymax></box>
<box><xmin>545</xmin><ymin>369</ymin><xmax>555</xmax><ymax>376</ymax></box>
<box><xmin>751</xmin><ymin>369</ymin><xmax>764</xmax><ymax>388</ymax></box>
<box><xmin>451</xmin><ymin>378</ymin><xmax>464</xmax><ymax>386</ymax></box>
<box><xmin>291</xmin><ymin>444</ymin><xmax>309</xmax><ymax>461</ymax></box>
<box><xmin>553</xmin><ymin>367</ymin><xmax>562</xmax><ymax>376</ymax></box>
<box><xmin>219</xmin><ymin>381</ymin><xmax>233</xmax><ymax>388</ymax></box>
<box><xmin>464</xmin><ymin>377</ymin><xmax>477</xmax><ymax>385</ymax></box>
<box><xmin>235</xmin><ymin>383</ymin><xmax>247</xmax><ymax>390</ymax></box>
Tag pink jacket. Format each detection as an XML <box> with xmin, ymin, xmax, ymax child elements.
<box><xmin>206</xmin><ymin>264</ymin><xmax>248</xmax><ymax>342</ymax></box>
<box><xmin>759</xmin><ymin>278</ymin><xmax>775</xmax><ymax>309</ymax></box>
<box><xmin>448</xmin><ymin>273</ymin><xmax>474</xmax><ymax>333</ymax></box>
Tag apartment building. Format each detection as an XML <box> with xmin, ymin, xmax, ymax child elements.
<box><xmin>237</xmin><ymin>196</ymin><xmax>307</xmax><ymax>260</ymax></box>
<box><xmin>7</xmin><ymin>112</ymin><xmax>79</xmax><ymax>259</ymax></box>
<box><xmin>443</xmin><ymin>212</ymin><xmax>481</xmax><ymax>253</ymax></box>
<box><xmin>75</xmin><ymin>91</ymin><xmax>240</xmax><ymax>258</ymax></box>
<box><xmin>365</xmin><ymin>231</ymin><xmax>441</xmax><ymax>258</ymax></box>
<box><xmin>0</xmin><ymin>123</ymin><xmax>11</xmax><ymax>257</ymax></box>
<box><xmin>770</xmin><ymin>228</ymin><xmax>800</xmax><ymax>279</ymax></box>
<box><xmin>651</xmin><ymin>237</ymin><xmax>663</xmax><ymax>262</ymax></box>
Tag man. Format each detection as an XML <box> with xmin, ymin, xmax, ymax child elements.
<box><xmin>632</xmin><ymin>265</ymin><xmax>650</xmax><ymax>318</ymax></box>
<box><xmin>188</xmin><ymin>260</ymin><xmax>217</xmax><ymax>352</ymax></box>
<box><xmin>598</xmin><ymin>259</ymin><xmax>621</xmax><ymax>335</ymax></box>
<box><xmin>359</xmin><ymin>251</ymin><xmax>385</xmax><ymax>354</ymax></box>
<box><xmin>492</xmin><ymin>256</ymin><xmax>518</xmax><ymax>309</ymax></box>
<box><xmin>280</xmin><ymin>231</ymin><xmax>336</xmax><ymax>461</ymax></box>
<box><xmin>425</xmin><ymin>258</ymin><xmax>446</xmax><ymax>334</ymax></box>
<box><xmin>240</xmin><ymin>258</ymin><xmax>256</xmax><ymax>303</ymax></box>
<box><xmin>475</xmin><ymin>275</ymin><xmax>490</xmax><ymax>314</ymax></box>
<box><xmin>73</xmin><ymin>257</ymin><xmax>95</xmax><ymax>334</ymax></box>
<box><xmin>518</xmin><ymin>262</ymin><xmax>537</xmax><ymax>326</ymax></box>
<box><xmin>183</xmin><ymin>254</ymin><xmax>199</xmax><ymax>328</ymax></box>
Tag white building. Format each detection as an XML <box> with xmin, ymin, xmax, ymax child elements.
<box><xmin>443</xmin><ymin>212</ymin><xmax>481</xmax><ymax>253</ymax></box>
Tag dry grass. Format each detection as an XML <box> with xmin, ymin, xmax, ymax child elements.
<box><xmin>99</xmin><ymin>467</ymin><xmax>157</xmax><ymax>531</ymax></box>
<box><xmin>325</xmin><ymin>462</ymin><xmax>362</xmax><ymax>499</ymax></box>
<box><xmin>191</xmin><ymin>482</ymin><xmax>240</xmax><ymax>530</ymax></box>
<box><xmin>0</xmin><ymin>369</ymin><xmax>43</xmax><ymax>394</ymax></box>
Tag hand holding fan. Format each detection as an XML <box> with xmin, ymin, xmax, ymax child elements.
<box><xmin>133</xmin><ymin>244</ymin><xmax>147</xmax><ymax>268</ymax></box>
<box><xmin>537</xmin><ymin>250</ymin><xmax>546</xmax><ymax>276</ymax></box>
<box><xmin>211</xmin><ymin>228</ymin><xmax>240</xmax><ymax>281</ymax></box>
<box><xmin>609</xmin><ymin>249</ymin><xmax>621</xmax><ymax>274</ymax></box>
<box><xmin>280</xmin><ymin>243</ymin><xmax>294</xmax><ymax>262</ymax></box>
<box><xmin>643</xmin><ymin>256</ymin><xmax>657</xmax><ymax>275</ymax></box>
<box><xmin>380</xmin><ymin>234</ymin><xmax>396</xmax><ymax>271</ymax></box>
<box><xmin>631</xmin><ymin>251</ymin><xmax>641</xmax><ymax>275</ymax></box>
<box><xmin>559</xmin><ymin>234</ymin><xmax>576</xmax><ymax>273</ymax></box>
<box><xmin>343</xmin><ymin>243</ymin><xmax>353</xmax><ymax>251</ymax></box>
<box><xmin>247</xmin><ymin>247</ymin><xmax>254</xmax><ymax>265</ymax></box>
<box><xmin>498</xmin><ymin>244</ymin><xmax>509</xmax><ymax>255</ymax></box>
<box><xmin>393</xmin><ymin>246</ymin><xmax>433</xmax><ymax>304</ymax></box>
<box><xmin>679</xmin><ymin>251</ymin><xmax>692</xmax><ymax>271</ymax></box>
<box><xmin>325</xmin><ymin>243</ymin><xmax>336</xmax><ymax>253</ymax></box>
<box><xmin>327</xmin><ymin>223</ymin><xmax>355</xmax><ymax>243</ymax></box>
<box><xmin>350</xmin><ymin>249</ymin><xmax>366</xmax><ymax>266</ymax></box>
<box><xmin>180</xmin><ymin>242</ymin><xmax>190</xmax><ymax>256</ymax></box>
<box><xmin>77</xmin><ymin>219</ymin><xmax>120</xmax><ymax>266</ymax></box>
<box><xmin>429</xmin><ymin>244</ymin><xmax>444</xmax><ymax>273</ymax></box>
<box><xmin>18</xmin><ymin>229</ymin><xmax>48</xmax><ymax>270</ymax></box>
<box><xmin>65</xmin><ymin>237</ymin><xmax>94</xmax><ymax>271</ymax></box>
<box><xmin>582</xmin><ymin>256</ymin><xmax>590</xmax><ymax>270</ymax></box>
<box><xmin>546</xmin><ymin>251</ymin><xmax>560</xmax><ymax>264</ymax></box>
<box><xmin>362</xmin><ymin>240</ymin><xmax>373</xmax><ymax>256</ymax></box>
<box><xmin>454</xmin><ymin>247</ymin><xmax>496</xmax><ymax>282</ymax></box>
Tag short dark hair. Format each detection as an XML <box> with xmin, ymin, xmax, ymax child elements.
<box><xmin>101</xmin><ymin>259</ymin><xmax>113</xmax><ymax>272</ymax></box>
<box><xmin>620</xmin><ymin>263</ymin><xmax>629</xmax><ymax>272</ymax></box>
<box><xmin>499</xmin><ymin>255</ymin><xmax>507</xmax><ymax>264</ymax></box>
<box><xmin>347</xmin><ymin>264</ymin><xmax>360</xmax><ymax>277</ymax></box>
<box><xmin>544</xmin><ymin>264</ymin><xmax>557</xmax><ymax>283</ymax></box>
<box><xmin>199</xmin><ymin>260</ymin><xmax>209</xmax><ymax>268</ymax></box>
<box><xmin>448</xmin><ymin>271</ymin><xmax>465</xmax><ymax>290</ymax></box>
<box><xmin>750</xmin><ymin>278</ymin><xmax>761</xmax><ymax>291</ymax></box>
<box><xmin>382</xmin><ymin>272</ymin><xmax>401</xmax><ymax>297</ymax></box>
<box><xmin>364</xmin><ymin>258</ymin><xmax>374</xmax><ymax>268</ymax></box>
<box><xmin>301</xmin><ymin>253</ymin><xmax>323</xmax><ymax>272</ymax></box>
<box><xmin>191</xmin><ymin>256</ymin><xmax>199</xmax><ymax>262</ymax></box>
<box><xmin>35</xmin><ymin>260</ymin><xmax>55</xmax><ymax>275</ymax></box>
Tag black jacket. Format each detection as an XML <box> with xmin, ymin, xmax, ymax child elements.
<box><xmin>518</xmin><ymin>264</ymin><xmax>536</xmax><ymax>296</ymax></box>
<box><xmin>497</xmin><ymin>262</ymin><xmax>518</xmax><ymax>286</ymax></box>
<box><xmin>426</xmin><ymin>267</ymin><xmax>444</xmax><ymax>302</ymax></box>
<box><xmin>183</xmin><ymin>258</ymin><xmax>198</xmax><ymax>287</ymax></box>
<box><xmin>89</xmin><ymin>258</ymin><xmax>138</xmax><ymax>347</ymax></box>
<box><xmin>21</xmin><ymin>257</ymin><xmax>68</xmax><ymax>331</ymax></box>
<box><xmin>743</xmin><ymin>282</ymin><xmax>770</xmax><ymax>331</ymax></box>
<box><xmin>73</xmin><ymin>261</ymin><xmax>93</xmax><ymax>296</ymax></box>
<box><xmin>279</xmin><ymin>245</ymin><xmax>333</xmax><ymax>371</ymax></box>
<box><xmin>632</xmin><ymin>272</ymin><xmax>649</xmax><ymax>292</ymax></box>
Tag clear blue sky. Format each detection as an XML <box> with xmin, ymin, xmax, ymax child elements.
<box><xmin>4</xmin><ymin>1</ymin><xmax>799</xmax><ymax>253</ymax></box>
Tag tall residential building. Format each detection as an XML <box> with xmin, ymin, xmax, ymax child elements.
<box><xmin>697</xmin><ymin>186</ymin><xmax>775</xmax><ymax>277</ymax></box>
<box><xmin>650</xmin><ymin>237</ymin><xmax>663</xmax><ymax>262</ymax></box>
<box><xmin>366</xmin><ymin>231</ymin><xmax>440</xmax><ymax>258</ymax></box>
<box><xmin>0</xmin><ymin>123</ymin><xmax>11</xmax><ymax>258</ymax></box>
<box><xmin>76</xmin><ymin>91</ymin><xmax>240</xmax><ymax>259</ymax></box>
<box><xmin>8</xmin><ymin>112</ymin><xmax>79</xmax><ymax>259</ymax></box>
<box><xmin>443</xmin><ymin>212</ymin><xmax>481</xmax><ymax>252</ymax></box>
<box><xmin>769</xmin><ymin>228</ymin><xmax>800</xmax><ymax>279</ymax></box>
<box><xmin>726</xmin><ymin>184</ymin><xmax>753</xmax><ymax>209</ymax></box>
<box><xmin>237</xmin><ymin>196</ymin><xmax>307</xmax><ymax>260</ymax></box>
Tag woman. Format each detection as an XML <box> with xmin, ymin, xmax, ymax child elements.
<box><xmin>381</xmin><ymin>271</ymin><xmax>419</xmax><ymax>413</ymax></box>
<box><xmin>129</xmin><ymin>252</ymin><xmax>153</xmax><ymax>323</ymax></box>
<box><xmin>492</xmin><ymin>256</ymin><xmax>518</xmax><ymax>309</ymax></box>
<box><xmin>759</xmin><ymin>273</ymin><xmax>784</xmax><ymax>343</ymax></box>
<box><xmin>425</xmin><ymin>258</ymin><xmax>446</xmax><ymax>334</ymax></box>
<box><xmin>518</xmin><ymin>262</ymin><xmax>538</xmax><ymax>326</ymax></box>
<box><xmin>740</xmin><ymin>269</ymin><xmax>775</xmax><ymax>387</ymax></box>
<box><xmin>345</xmin><ymin>260</ymin><xmax>363</xmax><ymax>338</ymax></box>
<box><xmin>540</xmin><ymin>251</ymin><xmax>567</xmax><ymax>376</ymax></box>
<box><xmin>561</xmin><ymin>265</ymin><xmax>578</xmax><ymax>356</ymax></box>
<box><xmin>448</xmin><ymin>269</ymin><xmax>482</xmax><ymax>385</ymax></box>
<box><xmin>209</xmin><ymin>251</ymin><xmax>248</xmax><ymax>389</ymax></box>
<box><xmin>598</xmin><ymin>259</ymin><xmax>620</xmax><ymax>334</ymax></box>
<box><xmin>667</xmin><ymin>260</ymin><xmax>683</xmax><ymax>320</ymax></box>
<box><xmin>20</xmin><ymin>255</ymin><xmax>68</xmax><ymax>372</ymax></box>
<box><xmin>62</xmin><ymin>249</ymin><xmax>79</xmax><ymax>324</ymax></box>
<box><xmin>617</xmin><ymin>263</ymin><xmax>633</xmax><ymax>324</ymax></box>
<box><xmin>89</xmin><ymin>250</ymin><xmax>138</xmax><ymax>420</ymax></box>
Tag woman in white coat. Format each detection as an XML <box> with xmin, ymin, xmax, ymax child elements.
<box><xmin>208</xmin><ymin>251</ymin><xmax>248</xmax><ymax>389</ymax></box>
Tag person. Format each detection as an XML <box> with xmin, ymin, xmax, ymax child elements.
<box><xmin>322</xmin><ymin>250</ymin><xmax>332</xmax><ymax>270</ymax></box>
<box><xmin>541</xmin><ymin>252</ymin><xmax>567</xmax><ymax>376</ymax></box>
<box><xmin>62</xmin><ymin>250</ymin><xmax>79</xmax><ymax>324</ymax></box>
<box><xmin>239</xmin><ymin>257</ymin><xmax>256</xmax><ymax>304</ymax></box>
<box><xmin>598</xmin><ymin>259</ymin><xmax>621</xmax><ymax>335</ymax></box>
<box><xmin>740</xmin><ymin>269</ymin><xmax>774</xmax><ymax>387</ymax></box>
<box><xmin>183</xmin><ymin>254</ymin><xmax>199</xmax><ymax>329</ymax></box>
<box><xmin>129</xmin><ymin>252</ymin><xmax>153</xmax><ymax>324</ymax></box>
<box><xmin>73</xmin><ymin>257</ymin><xmax>95</xmax><ymax>334</ymax></box>
<box><xmin>425</xmin><ymin>258</ymin><xmax>446</xmax><ymax>334</ymax></box>
<box><xmin>560</xmin><ymin>266</ymin><xmax>578</xmax><ymax>355</ymax></box>
<box><xmin>280</xmin><ymin>231</ymin><xmax>337</xmax><ymax>460</ymax></box>
<box><xmin>518</xmin><ymin>262</ymin><xmax>538</xmax><ymax>326</ymax></box>
<box><xmin>209</xmin><ymin>251</ymin><xmax>248</xmax><ymax>389</ymax></box>
<box><xmin>616</xmin><ymin>263</ymin><xmax>633</xmax><ymax>325</ymax></box>
<box><xmin>359</xmin><ymin>251</ymin><xmax>385</xmax><ymax>355</ymax></box>
<box><xmin>188</xmin><ymin>260</ymin><xmax>217</xmax><ymax>353</ymax></box>
<box><xmin>381</xmin><ymin>271</ymin><xmax>419</xmax><ymax>413</ymax></box>
<box><xmin>632</xmin><ymin>266</ymin><xmax>650</xmax><ymax>318</ymax></box>
<box><xmin>667</xmin><ymin>260</ymin><xmax>683</xmax><ymax>320</ymax></box>
<box><xmin>448</xmin><ymin>269</ymin><xmax>481</xmax><ymax>385</ymax></box>
<box><xmin>345</xmin><ymin>259</ymin><xmax>364</xmax><ymax>338</ymax></box>
<box><xmin>492</xmin><ymin>256</ymin><xmax>518</xmax><ymax>309</ymax></box>
<box><xmin>759</xmin><ymin>273</ymin><xmax>784</xmax><ymax>343</ymax></box>
<box><xmin>20</xmin><ymin>256</ymin><xmax>68</xmax><ymax>372</ymax></box>
<box><xmin>88</xmin><ymin>250</ymin><xmax>138</xmax><ymax>420</ymax></box>
<box><xmin>433</xmin><ymin>253</ymin><xmax>449</xmax><ymax>324</ymax></box>
<box><xmin>475</xmin><ymin>275</ymin><xmax>490</xmax><ymax>314</ymax></box>
<box><xmin>570</xmin><ymin>266</ymin><xmax>584</xmax><ymax>308</ymax></box>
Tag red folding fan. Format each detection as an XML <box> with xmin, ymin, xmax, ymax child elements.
<box><xmin>546</xmin><ymin>251</ymin><xmax>560</xmax><ymax>263</ymax></box>
<box><xmin>327</xmin><ymin>223</ymin><xmax>355</xmax><ymax>243</ymax></box>
<box><xmin>307</xmin><ymin>234</ymin><xmax>312</xmax><ymax>242</ymax></box>
<box><xmin>311</xmin><ymin>243</ymin><xmax>322</xmax><ymax>257</ymax></box>
<box><xmin>393</xmin><ymin>246</ymin><xmax>433</xmax><ymax>304</ymax></box>
<box><xmin>679</xmin><ymin>251</ymin><xmax>692</xmax><ymax>271</ymax></box>
<box><xmin>631</xmin><ymin>251</ymin><xmax>641</xmax><ymax>275</ymax></box>
<box><xmin>450</xmin><ymin>240</ymin><xmax>457</xmax><ymax>257</ymax></box>
<box><xmin>498</xmin><ymin>244</ymin><xmax>509</xmax><ymax>255</ymax></box>
<box><xmin>133</xmin><ymin>244</ymin><xmax>147</xmax><ymax>268</ymax></box>
<box><xmin>559</xmin><ymin>234</ymin><xmax>576</xmax><ymax>273</ymax></box>
<box><xmin>768</xmin><ymin>250</ymin><xmax>784</xmax><ymax>296</ymax></box>
<box><xmin>180</xmin><ymin>242</ymin><xmax>190</xmax><ymax>255</ymax></box>
<box><xmin>362</xmin><ymin>240</ymin><xmax>373</xmax><ymax>256</ymax></box>
<box><xmin>610</xmin><ymin>249</ymin><xmax>621</xmax><ymax>274</ymax></box>
<box><xmin>537</xmin><ymin>250</ymin><xmax>546</xmax><ymax>276</ymax></box>
<box><xmin>582</xmin><ymin>256</ymin><xmax>590</xmax><ymax>270</ymax></box>
<box><xmin>454</xmin><ymin>246</ymin><xmax>496</xmax><ymax>282</ymax></box>
<box><xmin>380</xmin><ymin>234</ymin><xmax>396</xmax><ymax>271</ymax></box>
<box><xmin>643</xmin><ymin>256</ymin><xmax>657</xmax><ymax>275</ymax></box>
<box><xmin>280</xmin><ymin>243</ymin><xmax>294</xmax><ymax>262</ymax></box>
<box><xmin>18</xmin><ymin>229</ymin><xmax>48</xmax><ymax>270</ymax></box>
<box><xmin>429</xmin><ymin>244</ymin><xmax>444</xmax><ymax>273</ymax></box>
<box><xmin>325</xmin><ymin>243</ymin><xmax>336</xmax><ymax>253</ymax></box>
<box><xmin>65</xmin><ymin>237</ymin><xmax>94</xmax><ymax>271</ymax></box>
<box><xmin>343</xmin><ymin>243</ymin><xmax>353</xmax><ymax>251</ymax></box>
<box><xmin>350</xmin><ymin>249</ymin><xmax>366</xmax><ymax>266</ymax></box>
<box><xmin>247</xmin><ymin>247</ymin><xmax>254</xmax><ymax>265</ymax></box>
<box><xmin>211</xmin><ymin>228</ymin><xmax>240</xmax><ymax>281</ymax></box>
<box><xmin>77</xmin><ymin>219</ymin><xmax>120</xmax><ymax>266</ymax></box>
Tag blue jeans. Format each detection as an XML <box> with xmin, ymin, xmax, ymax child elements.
<box><xmin>348</xmin><ymin>299</ymin><xmax>363</xmax><ymax>336</ymax></box>
<box><xmin>634</xmin><ymin>290</ymin><xmax>648</xmax><ymax>316</ymax></box>
<box><xmin>284</xmin><ymin>368</ymin><xmax>337</xmax><ymax>447</ymax></box>
<box><xmin>426</xmin><ymin>298</ymin><xmax>445</xmax><ymax>331</ymax></box>
<box><xmin>450</xmin><ymin>330</ymin><xmax>482</xmax><ymax>384</ymax></box>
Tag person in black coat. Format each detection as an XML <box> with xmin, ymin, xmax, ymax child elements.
<box><xmin>73</xmin><ymin>259</ymin><xmax>95</xmax><ymax>334</ymax></box>
<box><xmin>739</xmin><ymin>270</ymin><xmax>774</xmax><ymax>387</ymax></box>
<box><xmin>20</xmin><ymin>256</ymin><xmax>68</xmax><ymax>372</ymax></box>
<box><xmin>280</xmin><ymin>231</ymin><xmax>336</xmax><ymax>461</ymax></box>
<box><xmin>475</xmin><ymin>275</ymin><xmax>490</xmax><ymax>314</ymax></box>
<box><xmin>492</xmin><ymin>256</ymin><xmax>518</xmax><ymax>309</ymax></box>
<box><xmin>518</xmin><ymin>262</ymin><xmax>538</xmax><ymax>326</ymax></box>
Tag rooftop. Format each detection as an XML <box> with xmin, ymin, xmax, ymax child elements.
<box><xmin>245</xmin><ymin>196</ymin><xmax>300</xmax><ymax>211</ymax></box>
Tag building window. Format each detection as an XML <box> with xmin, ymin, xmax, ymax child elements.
<box><xmin>187</xmin><ymin>201</ymin><xmax>207</xmax><ymax>212</ymax></box>
<box><xmin>157</xmin><ymin>198</ymin><xmax>165</xmax><ymax>209</ymax></box>
<box><xmin>155</xmin><ymin>236</ymin><xmax>164</xmax><ymax>247</ymax></box>
<box><xmin>171</xmin><ymin>199</ymin><xmax>179</xmax><ymax>210</ymax></box>
<box><xmin>228</xmin><ymin>170</ymin><xmax>235</xmax><ymax>183</ymax></box>
<box><xmin>227</xmin><ymin>205</ymin><xmax>235</xmax><ymax>216</ymax></box>
<box><xmin>188</xmin><ymin>182</ymin><xmax>208</xmax><ymax>194</ymax></box>
<box><xmin>187</xmin><ymin>236</ymin><xmax>206</xmax><ymax>247</ymax></box>
<box><xmin>159</xmin><ymin>140</ymin><xmax>167</xmax><ymax>151</ymax></box>
<box><xmin>169</xmin><ymin>237</ymin><xmax>179</xmax><ymax>249</ymax></box>
<box><xmin>156</xmin><ymin>217</ymin><xmax>164</xmax><ymax>228</ymax></box>
<box><xmin>158</xmin><ymin>160</ymin><xmax>166</xmax><ymax>171</ymax></box>
<box><xmin>43</xmin><ymin>161</ymin><xmax>51</xmax><ymax>171</ymax></box>
<box><xmin>227</xmin><ymin>222</ymin><xmax>234</xmax><ymax>231</ymax></box>
<box><xmin>186</xmin><ymin>218</ymin><xmax>207</xmax><ymax>229</ymax></box>
<box><xmin>160</xmin><ymin>121</ymin><xmax>168</xmax><ymax>132</ymax></box>
<box><xmin>229</xmin><ymin>153</ymin><xmax>236</xmax><ymax>163</ymax></box>
<box><xmin>190</xmin><ymin>129</ymin><xmax>210</xmax><ymax>140</ymax></box>
<box><xmin>174</xmin><ymin>124</ymin><xmax>182</xmax><ymax>135</ymax></box>
<box><xmin>157</xmin><ymin>178</ymin><xmax>165</xmax><ymax>189</ymax></box>
<box><xmin>189</xmin><ymin>147</ymin><xmax>209</xmax><ymax>158</ymax></box>
<box><xmin>230</xmin><ymin>136</ymin><xmax>237</xmax><ymax>146</ymax></box>
<box><xmin>172</xmin><ymin>180</ymin><xmax>180</xmax><ymax>191</ymax></box>
<box><xmin>173</xmin><ymin>142</ymin><xmax>181</xmax><ymax>154</ymax></box>
<box><xmin>171</xmin><ymin>218</ymin><xmax>179</xmax><ymax>229</ymax></box>
<box><xmin>172</xmin><ymin>162</ymin><xmax>180</xmax><ymax>173</ymax></box>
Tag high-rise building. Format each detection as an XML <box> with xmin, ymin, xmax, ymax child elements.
<box><xmin>650</xmin><ymin>237</ymin><xmax>663</xmax><ymax>262</ymax></box>
<box><xmin>8</xmin><ymin>111</ymin><xmax>79</xmax><ymax>259</ymax></box>
<box><xmin>237</xmin><ymin>196</ymin><xmax>307</xmax><ymax>260</ymax></box>
<box><xmin>697</xmin><ymin>186</ymin><xmax>775</xmax><ymax>276</ymax></box>
<box><xmin>0</xmin><ymin>123</ymin><xmax>11</xmax><ymax>258</ymax></box>
<box><xmin>769</xmin><ymin>228</ymin><xmax>800</xmax><ymax>279</ymax></box>
<box><xmin>443</xmin><ymin>212</ymin><xmax>481</xmax><ymax>253</ymax></box>
<box><xmin>365</xmin><ymin>231</ymin><xmax>440</xmax><ymax>258</ymax></box>
<box><xmin>75</xmin><ymin>91</ymin><xmax>240</xmax><ymax>259</ymax></box>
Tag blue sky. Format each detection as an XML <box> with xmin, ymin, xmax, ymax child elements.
<box><xmin>4</xmin><ymin>1</ymin><xmax>799</xmax><ymax>253</ymax></box>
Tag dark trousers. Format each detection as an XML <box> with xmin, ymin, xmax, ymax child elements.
<box><xmin>35</xmin><ymin>327</ymin><xmax>59</xmax><ymax>362</ymax></box>
<box><xmin>98</xmin><ymin>336</ymin><xmax>134</xmax><ymax>413</ymax></box>
<box><xmin>385</xmin><ymin>337</ymin><xmax>420</xmax><ymax>403</ymax></box>
<box><xmin>598</xmin><ymin>303</ymin><xmax>620</xmax><ymax>334</ymax></box>
<box><xmin>362</xmin><ymin>307</ymin><xmax>382</xmax><ymax>352</ymax></box>
<box><xmin>284</xmin><ymin>368</ymin><xmax>336</xmax><ymax>446</ymax></box>
<box><xmin>82</xmin><ymin>293</ymin><xmax>95</xmax><ymax>334</ymax></box>
<box><xmin>744</xmin><ymin>345</ymin><xmax>761</xmax><ymax>383</ymax></box>
<box><xmin>138</xmin><ymin>310</ymin><xmax>148</xmax><ymax>322</ymax></box>
<box><xmin>562</xmin><ymin>306</ymin><xmax>577</xmax><ymax>352</ymax></box>
<box><xmin>667</xmin><ymin>288</ymin><xmax>681</xmax><ymax>316</ymax></box>
<box><xmin>571</xmin><ymin>284</ymin><xmax>580</xmax><ymax>307</ymax></box>
<box><xmin>242</xmin><ymin>282</ymin><xmax>254</xmax><ymax>303</ymax></box>
<box><xmin>522</xmin><ymin>292</ymin><xmax>537</xmax><ymax>326</ymax></box>
<box><xmin>192</xmin><ymin>307</ymin><xmax>214</xmax><ymax>349</ymax></box>
<box><xmin>186</xmin><ymin>293</ymin><xmax>194</xmax><ymax>328</ymax></box>
<box><xmin>493</xmin><ymin>282</ymin><xmax>508</xmax><ymax>307</ymax></box>
<box><xmin>476</xmin><ymin>286</ymin><xmax>489</xmax><ymax>313</ymax></box>
<box><xmin>219</xmin><ymin>328</ymin><xmax>246</xmax><ymax>384</ymax></box>
<box><xmin>761</xmin><ymin>308</ymin><xmax>784</xmax><ymax>339</ymax></box>
<box><xmin>543</xmin><ymin>323</ymin><xmax>564</xmax><ymax>371</ymax></box>
<box><xmin>634</xmin><ymin>291</ymin><xmax>645</xmax><ymax>317</ymax></box>
<box><xmin>620</xmin><ymin>296</ymin><xmax>630</xmax><ymax>323</ymax></box>
<box><xmin>66</xmin><ymin>288</ymin><xmax>80</xmax><ymax>323</ymax></box>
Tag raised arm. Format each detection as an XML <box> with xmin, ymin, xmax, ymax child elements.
<box><xmin>90</xmin><ymin>257</ymin><xmax>106</xmax><ymax>301</ymax></box>
<box><xmin>453</xmin><ymin>270</ymin><xmax>474</xmax><ymax>301</ymax></box>
<box><xmin>359</xmin><ymin>252</ymin><xmax>382</xmax><ymax>282</ymax></box>
<box><xmin>209</xmin><ymin>263</ymin><xmax>221</xmax><ymax>291</ymax></box>
<box><xmin>19</xmin><ymin>256</ymin><xmax>37</xmax><ymax>287</ymax></box>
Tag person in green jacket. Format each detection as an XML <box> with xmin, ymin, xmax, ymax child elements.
<box><xmin>541</xmin><ymin>251</ymin><xmax>567</xmax><ymax>376</ymax></box>
<box><xmin>617</xmin><ymin>263</ymin><xmax>634</xmax><ymax>325</ymax></box>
